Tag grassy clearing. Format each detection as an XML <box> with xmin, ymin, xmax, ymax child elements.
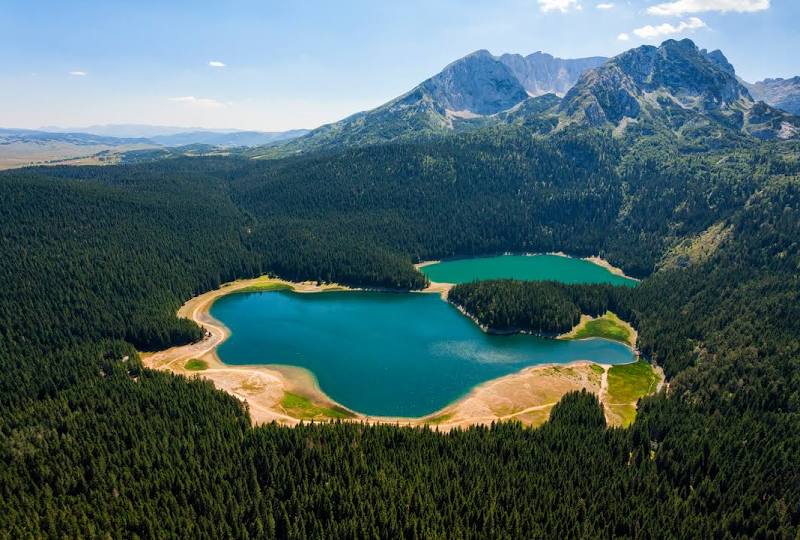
<box><xmin>184</xmin><ymin>359</ymin><xmax>208</xmax><ymax>371</ymax></box>
<box><xmin>280</xmin><ymin>392</ymin><xmax>355</xmax><ymax>420</ymax></box>
<box><xmin>236</xmin><ymin>280</ymin><xmax>293</xmax><ymax>294</ymax></box>
<box><xmin>607</xmin><ymin>360</ymin><xmax>660</xmax><ymax>402</ymax></box>
<box><xmin>606</xmin><ymin>360</ymin><xmax>660</xmax><ymax>426</ymax></box>
<box><xmin>607</xmin><ymin>403</ymin><xmax>638</xmax><ymax>428</ymax></box>
<box><xmin>571</xmin><ymin>312</ymin><xmax>632</xmax><ymax>345</ymax></box>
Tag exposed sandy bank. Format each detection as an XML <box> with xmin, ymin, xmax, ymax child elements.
<box><xmin>143</xmin><ymin>274</ymin><xmax>658</xmax><ymax>430</ymax></box>
<box><xmin>582</xmin><ymin>255</ymin><xmax>640</xmax><ymax>281</ymax></box>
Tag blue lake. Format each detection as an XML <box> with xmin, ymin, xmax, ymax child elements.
<box><xmin>212</xmin><ymin>290</ymin><xmax>634</xmax><ymax>417</ymax></box>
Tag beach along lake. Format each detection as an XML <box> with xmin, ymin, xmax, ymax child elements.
<box><xmin>420</xmin><ymin>254</ymin><xmax>637</xmax><ymax>286</ymax></box>
<box><xmin>212</xmin><ymin>290</ymin><xmax>634</xmax><ymax>417</ymax></box>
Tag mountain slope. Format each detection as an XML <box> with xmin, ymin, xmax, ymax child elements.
<box><xmin>745</xmin><ymin>77</ymin><xmax>800</xmax><ymax>115</ymax></box>
<box><xmin>559</xmin><ymin>39</ymin><xmax>799</xmax><ymax>141</ymax></box>
<box><xmin>266</xmin><ymin>49</ymin><xmax>603</xmax><ymax>155</ymax></box>
<box><xmin>499</xmin><ymin>52</ymin><xmax>607</xmax><ymax>96</ymax></box>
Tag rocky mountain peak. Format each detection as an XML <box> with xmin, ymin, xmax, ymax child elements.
<box><xmin>562</xmin><ymin>39</ymin><xmax>752</xmax><ymax>125</ymax></box>
<box><xmin>419</xmin><ymin>50</ymin><xmax>529</xmax><ymax>115</ymax></box>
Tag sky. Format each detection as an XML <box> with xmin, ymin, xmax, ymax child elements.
<box><xmin>1</xmin><ymin>0</ymin><xmax>797</xmax><ymax>132</ymax></box>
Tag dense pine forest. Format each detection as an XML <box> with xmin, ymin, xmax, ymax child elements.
<box><xmin>1</xmin><ymin>126</ymin><xmax>799</xmax><ymax>537</ymax></box>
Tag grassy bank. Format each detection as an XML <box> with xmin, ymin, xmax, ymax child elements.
<box><xmin>280</xmin><ymin>392</ymin><xmax>356</xmax><ymax>420</ymax></box>
<box><xmin>562</xmin><ymin>312</ymin><xmax>636</xmax><ymax>347</ymax></box>
<box><xmin>605</xmin><ymin>360</ymin><xmax>661</xmax><ymax>426</ymax></box>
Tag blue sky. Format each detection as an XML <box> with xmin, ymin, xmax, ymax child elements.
<box><xmin>1</xmin><ymin>0</ymin><xmax>796</xmax><ymax>131</ymax></box>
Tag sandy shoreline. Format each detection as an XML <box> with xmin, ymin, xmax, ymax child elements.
<box><xmin>581</xmin><ymin>255</ymin><xmax>640</xmax><ymax>281</ymax></box>
<box><xmin>144</xmin><ymin>268</ymin><xmax>653</xmax><ymax>430</ymax></box>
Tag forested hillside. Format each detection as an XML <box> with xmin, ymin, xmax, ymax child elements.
<box><xmin>1</xmin><ymin>126</ymin><xmax>799</xmax><ymax>537</ymax></box>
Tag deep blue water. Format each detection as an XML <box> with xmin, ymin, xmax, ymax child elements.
<box><xmin>212</xmin><ymin>290</ymin><xmax>634</xmax><ymax>417</ymax></box>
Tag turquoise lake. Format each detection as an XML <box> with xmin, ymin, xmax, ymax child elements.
<box><xmin>212</xmin><ymin>290</ymin><xmax>634</xmax><ymax>417</ymax></box>
<box><xmin>421</xmin><ymin>254</ymin><xmax>637</xmax><ymax>286</ymax></box>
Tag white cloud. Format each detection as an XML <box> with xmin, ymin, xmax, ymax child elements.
<box><xmin>632</xmin><ymin>16</ymin><xmax>707</xmax><ymax>38</ymax></box>
<box><xmin>208</xmin><ymin>60</ymin><xmax>226</xmax><ymax>68</ymax></box>
<box><xmin>596</xmin><ymin>3</ymin><xmax>614</xmax><ymax>9</ymax></box>
<box><xmin>538</xmin><ymin>0</ymin><xmax>582</xmax><ymax>13</ymax></box>
<box><xmin>69</xmin><ymin>71</ymin><xmax>87</xmax><ymax>76</ymax></box>
<box><xmin>647</xmin><ymin>0</ymin><xmax>768</xmax><ymax>16</ymax></box>
<box><xmin>617</xmin><ymin>32</ymin><xmax>630</xmax><ymax>40</ymax></box>
<box><xmin>169</xmin><ymin>96</ymin><xmax>227</xmax><ymax>109</ymax></box>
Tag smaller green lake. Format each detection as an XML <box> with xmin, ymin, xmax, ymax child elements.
<box><xmin>421</xmin><ymin>254</ymin><xmax>637</xmax><ymax>286</ymax></box>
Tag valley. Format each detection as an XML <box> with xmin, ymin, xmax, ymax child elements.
<box><xmin>2</xmin><ymin>26</ymin><xmax>800</xmax><ymax>537</ymax></box>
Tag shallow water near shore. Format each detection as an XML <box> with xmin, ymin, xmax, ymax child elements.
<box><xmin>421</xmin><ymin>254</ymin><xmax>637</xmax><ymax>286</ymax></box>
<box><xmin>212</xmin><ymin>290</ymin><xmax>634</xmax><ymax>417</ymax></box>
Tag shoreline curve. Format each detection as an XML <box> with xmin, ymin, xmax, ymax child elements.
<box><xmin>143</xmin><ymin>270</ymin><xmax>655</xmax><ymax>429</ymax></box>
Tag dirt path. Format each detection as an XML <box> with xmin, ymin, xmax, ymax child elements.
<box><xmin>598</xmin><ymin>366</ymin><xmax>609</xmax><ymax>402</ymax></box>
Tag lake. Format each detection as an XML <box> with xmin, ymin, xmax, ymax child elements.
<box><xmin>212</xmin><ymin>290</ymin><xmax>634</xmax><ymax>417</ymax></box>
<box><xmin>420</xmin><ymin>254</ymin><xmax>637</xmax><ymax>286</ymax></box>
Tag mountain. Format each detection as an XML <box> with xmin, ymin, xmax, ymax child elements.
<box><xmin>559</xmin><ymin>39</ymin><xmax>799</xmax><ymax>141</ymax></box>
<box><xmin>267</xmin><ymin>49</ymin><xmax>605</xmax><ymax>155</ymax></box>
<box><xmin>744</xmin><ymin>77</ymin><xmax>800</xmax><ymax>115</ymax></box>
<box><xmin>499</xmin><ymin>52</ymin><xmax>607</xmax><ymax>97</ymax></box>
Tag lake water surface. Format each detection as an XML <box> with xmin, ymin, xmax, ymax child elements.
<box><xmin>421</xmin><ymin>254</ymin><xmax>637</xmax><ymax>286</ymax></box>
<box><xmin>212</xmin><ymin>290</ymin><xmax>634</xmax><ymax>417</ymax></box>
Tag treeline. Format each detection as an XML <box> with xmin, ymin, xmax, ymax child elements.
<box><xmin>2</xmin><ymin>351</ymin><xmax>797</xmax><ymax>539</ymax></box>
<box><xmin>0</xmin><ymin>129</ymin><xmax>799</xmax><ymax>536</ymax></box>
<box><xmin>448</xmin><ymin>280</ymin><xmax>625</xmax><ymax>335</ymax></box>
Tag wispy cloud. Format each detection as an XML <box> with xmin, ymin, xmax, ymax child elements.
<box><xmin>69</xmin><ymin>71</ymin><xmax>87</xmax><ymax>76</ymax></box>
<box><xmin>538</xmin><ymin>0</ymin><xmax>582</xmax><ymax>13</ymax></box>
<box><xmin>169</xmin><ymin>96</ymin><xmax>227</xmax><ymax>109</ymax></box>
<box><xmin>632</xmin><ymin>16</ymin><xmax>707</xmax><ymax>38</ymax></box>
<box><xmin>596</xmin><ymin>3</ymin><xmax>614</xmax><ymax>9</ymax></box>
<box><xmin>617</xmin><ymin>32</ymin><xmax>630</xmax><ymax>41</ymax></box>
<box><xmin>647</xmin><ymin>0</ymin><xmax>769</xmax><ymax>16</ymax></box>
<box><xmin>208</xmin><ymin>60</ymin><xmax>226</xmax><ymax>68</ymax></box>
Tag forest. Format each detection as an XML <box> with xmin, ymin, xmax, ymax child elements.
<box><xmin>1</xmin><ymin>125</ymin><xmax>799</xmax><ymax>537</ymax></box>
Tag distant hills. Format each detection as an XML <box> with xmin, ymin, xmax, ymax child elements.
<box><xmin>0</xmin><ymin>126</ymin><xmax>309</xmax><ymax>169</ymax></box>
<box><xmin>35</xmin><ymin>125</ymin><xmax>310</xmax><ymax>147</ymax></box>
<box><xmin>147</xmin><ymin>129</ymin><xmax>309</xmax><ymax>147</ymax></box>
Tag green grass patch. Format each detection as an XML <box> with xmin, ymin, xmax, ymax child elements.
<box><xmin>184</xmin><ymin>359</ymin><xmax>208</xmax><ymax>371</ymax></box>
<box><xmin>589</xmin><ymin>364</ymin><xmax>605</xmax><ymax>375</ymax></box>
<box><xmin>280</xmin><ymin>392</ymin><xmax>355</xmax><ymax>420</ymax></box>
<box><xmin>572</xmin><ymin>313</ymin><xmax>631</xmax><ymax>345</ymax></box>
<box><xmin>607</xmin><ymin>360</ymin><xmax>659</xmax><ymax>404</ymax></box>
<box><xmin>608</xmin><ymin>403</ymin><xmax>639</xmax><ymax>428</ymax></box>
<box><xmin>236</xmin><ymin>281</ymin><xmax>293</xmax><ymax>294</ymax></box>
<box><xmin>606</xmin><ymin>360</ymin><xmax>659</xmax><ymax>427</ymax></box>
